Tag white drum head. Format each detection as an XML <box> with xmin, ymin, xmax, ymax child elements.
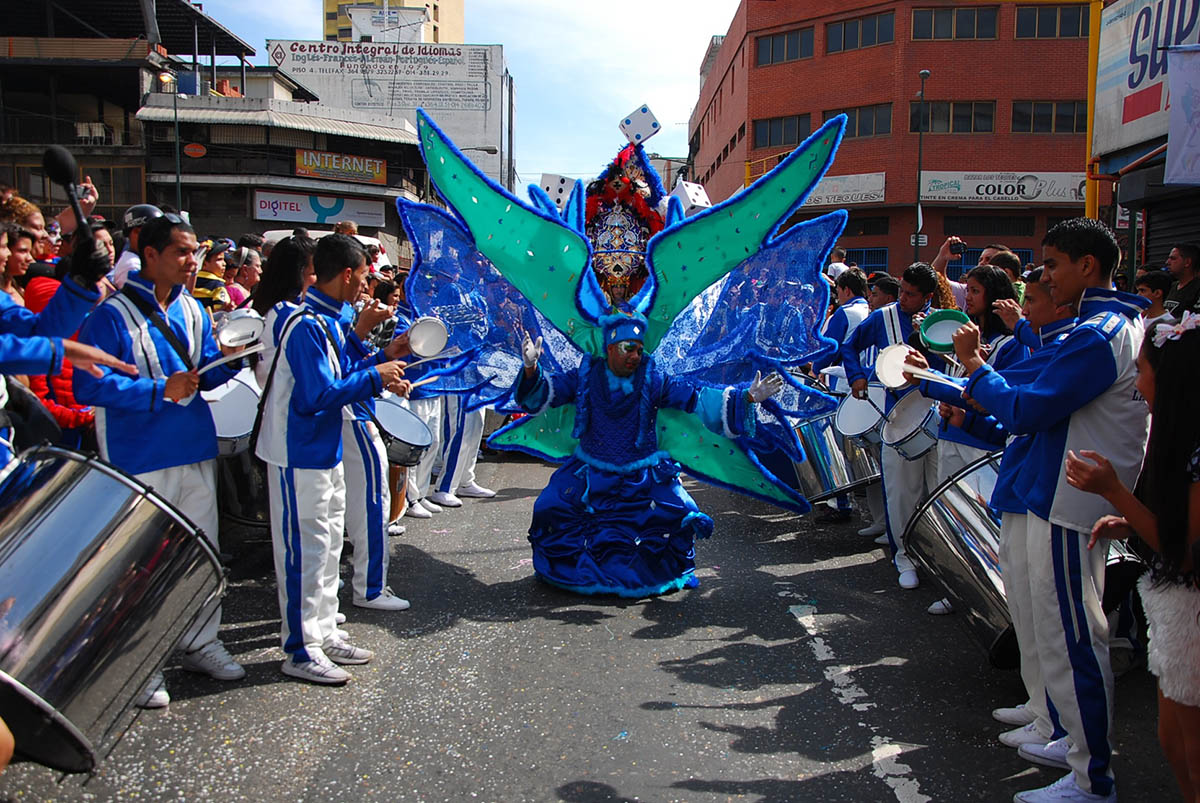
<box><xmin>923</xmin><ymin>319</ymin><xmax>962</xmax><ymax>349</ymax></box>
<box><xmin>883</xmin><ymin>390</ymin><xmax>934</xmax><ymax>441</ymax></box>
<box><xmin>217</xmin><ymin>312</ymin><xmax>265</xmax><ymax>348</ymax></box>
<box><xmin>208</xmin><ymin>380</ymin><xmax>259</xmax><ymax>439</ymax></box>
<box><xmin>874</xmin><ymin>344</ymin><xmax>918</xmax><ymax>389</ymax></box>
<box><xmin>408</xmin><ymin>317</ymin><xmax>448</xmax><ymax>358</ymax></box>
<box><xmin>834</xmin><ymin>384</ymin><xmax>887</xmax><ymax>437</ymax></box>
<box><xmin>376</xmin><ymin>397</ymin><xmax>434</xmax><ymax>447</ymax></box>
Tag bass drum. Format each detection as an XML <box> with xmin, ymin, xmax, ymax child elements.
<box><xmin>903</xmin><ymin>452</ymin><xmax>1145</xmax><ymax>669</ymax></box>
<box><xmin>0</xmin><ymin>446</ymin><xmax>225</xmax><ymax>772</ymax></box>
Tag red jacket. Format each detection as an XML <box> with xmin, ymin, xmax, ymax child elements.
<box><xmin>24</xmin><ymin>276</ymin><xmax>94</xmax><ymax>430</ymax></box>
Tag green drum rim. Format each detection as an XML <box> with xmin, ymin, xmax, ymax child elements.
<box><xmin>920</xmin><ymin>308</ymin><xmax>970</xmax><ymax>353</ymax></box>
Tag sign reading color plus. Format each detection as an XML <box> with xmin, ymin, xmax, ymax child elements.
<box><xmin>920</xmin><ymin>172</ymin><xmax>1086</xmax><ymax>204</ymax></box>
<box><xmin>1093</xmin><ymin>0</ymin><xmax>1200</xmax><ymax>157</ymax></box>
<box><xmin>254</xmin><ymin>190</ymin><xmax>385</xmax><ymax>227</ymax></box>
<box><xmin>295</xmin><ymin>149</ymin><xmax>387</xmax><ymax>185</ymax></box>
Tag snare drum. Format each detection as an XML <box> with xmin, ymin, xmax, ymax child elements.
<box><xmin>834</xmin><ymin>384</ymin><xmax>887</xmax><ymax>445</ymax></box>
<box><xmin>205</xmin><ymin>379</ymin><xmax>258</xmax><ymax>456</ymax></box>
<box><xmin>0</xmin><ymin>446</ymin><xmax>224</xmax><ymax>772</ymax></box>
<box><xmin>202</xmin><ymin>376</ymin><xmax>269</xmax><ymax>526</ymax></box>
<box><xmin>215</xmin><ymin>308</ymin><xmax>265</xmax><ymax>349</ymax></box>
<box><xmin>407</xmin><ymin>316</ymin><xmax>448</xmax><ymax>358</ymax></box>
<box><xmin>375</xmin><ymin>397</ymin><xmax>434</xmax><ymax>466</ymax></box>
<box><xmin>882</xmin><ymin>390</ymin><xmax>938</xmax><ymax>460</ymax></box>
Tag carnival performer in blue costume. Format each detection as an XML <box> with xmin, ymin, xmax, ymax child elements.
<box><xmin>513</xmin><ymin>312</ymin><xmax>784</xmax><ymax>597</ymax></box>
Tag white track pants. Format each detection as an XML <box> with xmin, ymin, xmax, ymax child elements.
<box><xmin>136</xmin><ymin>460</ymin><xmax>221</xmax><ymax>652</ymax></box>
<box><xmin>936</xmin><ymin>439</ymin><xmax>989</xmax><ymax>486</ymax></box>
<box><xmin>436</xmin><ymin>396</ymin><xmax>484</xmax><ymax>495</ymax></box>
<box><xmin>880</xmin><ymin>443</ymin><xmax>938</xmax><ymax>574</ymax></box>
<box><xmin>267</xmin><ymin>463</ymin><xmax>345</xmax><ymax>663</ymax></box>
<box><xmin>1019</xmin><ymin>514</ymin><xmax>1115</xmax><ymax>796</ymax></box>
<box><xmin>406</xmin><ymin>396</ymin><xmax>443</xmax><ymax>502</ymax></box>
<box><xmin>343</xmin><ymin>419</ymin><xmax>390</xmax><ymax>601</ymax></box>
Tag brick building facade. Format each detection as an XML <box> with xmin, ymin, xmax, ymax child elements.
<box><xmin>689</xmin><ymin>1</ymin><xmax>1107</xmax><ymax>277</ymax></box>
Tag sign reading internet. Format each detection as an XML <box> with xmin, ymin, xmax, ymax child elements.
<box><xmin>295</xmin><ymin>149</ymin><xmax>387</xmax><ymax>185</ymax></box>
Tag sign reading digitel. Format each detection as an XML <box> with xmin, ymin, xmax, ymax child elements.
<box><xmin>254</xmin><ymin>190</ymin><xmax>385</xmax><ymax>227</ymax></box>
<box><xmin>1093</xmin><ymin>0</ymin><xmax>1200</xmax><ymax>157</ymax></box>
<box><xmin>295</xmin><ymin>149</ymin><xmax>387</xmax><ymax>185</ymax></box>
<box><xmin>920</xmin><ymin>172</ymin><xmax>1086</xmax><ymax>204</ymax></box>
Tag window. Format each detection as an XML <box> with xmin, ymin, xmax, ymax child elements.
<box><xmin>1016</xmin><ymin>5</ymin><xmax>1089</xmax><ymax>38</ymax></box>
<box><xmin>823</xmin><ymin>103</ymin><xmax>891</xmax><ymax>138</ymax></box>
<box><xmin>753</xmin><ymin>114</ymin><xmax>811</xmax><ymax>148</ymax></box>
<box><xmin>756</xmin><ymin>28</ymin><xmax>814</xmax><ymax>66</ymax></box>
<box><xmin>337</xmin><ymin>27</ymin><xmax>351</xmax><ymax>38</ymax></box>
<box><xmin>360</xmin><ymin>35</ymin><xmax>373</xmax><ymax>42</ymax></box>
<box><xmin>325</xmin><ymin>11</ymin><xmax>337</xmax><ymax>20</ymax></box>
<box><xmin>1012</xmin><ymin>100</ymin><xmax>1087</xmax><ymax>133</ymax></box>
<box><xmin>326</xmin><ymin>34</ymin><xmax>338</xmax><ymax>41</ymax></box>
<box><xmin>913</xmin><ymin>7</ymin><xmax>998</xmax><ymax>39</ymax></box>
<box><xmin>845</xmin><ymin>248</ymin><xmax>889</xmax><ymax>273</ymax></box>
<box><xmin>79</xmin><ymin>165</ymin><xmax>145</xmax><ymax>225</ymax></box>
<box><xmin>843</xmin><ymin>216</ymin><xmax>890</xmax><ymax>237</ymax></box>
<box><xmin>910</xmin><ymin>101</ymin><xmax>994</xmax><ymax>133</ymax></box>
<box><xmin>943</xmin><ymin>215</ymin><xmax>1036</xmax><ymax>238</ymax></box>
<box><xmin>827</xmin><ymin>11</ymin><xmax>894</xmax><ymax>53</ymax></box>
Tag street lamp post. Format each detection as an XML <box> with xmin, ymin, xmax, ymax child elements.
<box><xmin>914</xmin><ymin>69</ymin><xmax>930</xmax><ymax>264</ymax></box>
<box><xmin>159</xmin><ymin>71</ymin><xmax>182</xmax><ymax>211</ymax></box>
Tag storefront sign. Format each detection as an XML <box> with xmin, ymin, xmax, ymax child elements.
<box><xmin>295</xmin><ymin>149</ymin><xmax>387</xmax><ymax>185</ymax></box>
<box><xmin>803</xmin><ymin>172</ymin><xmax>886</xmax><ymax>207</ymax></box>
<box><xmin>920</xmin><ymin>171</ymin><xmax>1086</xmax><ymax>204</ymax></box>
<box><xmin>183</xmin><ymin>143</ymin><xmax>207</xmax><ymax>158</ymax></box>
<box><xmin>253</xmin><ymin>190</ymin><xmax>385</xmax><ymax>227</ymax></box>
<box><xmin>1093</xmin><ymin>0</ymin><xmax>1200</xmax><ymax>157</ymax></box>
<box><xmin>1165</xmin><ymin>46</ymin><xmax>1200</xmax><ymax>184</ymax></box>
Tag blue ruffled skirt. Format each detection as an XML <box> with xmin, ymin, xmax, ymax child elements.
<box><xmin>528</xmin><ymin>457</ymin><xmax>713</xmax><ymax>598</ymax></box>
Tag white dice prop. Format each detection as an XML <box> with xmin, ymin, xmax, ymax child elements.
<box><xmin>539</xmin><ymin>173</ymin><xmax>573</xmax><ymax>210</ymax></box>
<box><xmin>670</xmin><ymin>181</ymin><xmax>712</xmax><ymax>217</ymax></box>
<box><xmin>619</xmin><ymin>105</ymin><xmax>661</xmax><ymax>145</ymax></box>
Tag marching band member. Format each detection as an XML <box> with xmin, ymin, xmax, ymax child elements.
<box><xmin>254</xmin><ymin>234</ymin><xmax>408</xmax><ymax>686</ymax></box>
<box><xmin>954</xmin><ymin>219</ymin><xmax>1146</xmax><ymax>803</ymax></box>
<box><xmin>841</xmin><ymin>262</ymin><xmax>945</xmax><ymax>590</ymax></box>
<box><xmin>75</xmin><ymin>214</ymin><xmax>248</xmax><ymax>708</ymax></box>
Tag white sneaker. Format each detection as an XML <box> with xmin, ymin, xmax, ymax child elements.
<box><xmin>135</xmin><ymin>670</ymin><xmax>169</xmax><ymax>709</ymax></box>
<box><xmin>999</xmin><ymin>722</ymin><xmax>1049</xmax><ymax>748</ymax></box>
<box><xmin>387</xmin><ymin>519</ymin><xmax>406</xmax><ymax>536</ymax></box>
<box><xmin>1013</xmin><ymin>771</ymin><xmax>1114</xmax><ymax>802</ymax></box>
<box><xmin>458</xmin><ymin>481</ymin><xmax>496</xmax><ymax>498</ymax></box>
<box><xmin>1019</xmin><ymin>736</ymin><xmax>1071</xmax><ymax>770</ymax></box>
<box><xmin>179</xmin><ymin>639</ymin><xmax>246</xmax><ymax>681</ymax></box>
<box><xmin>353</xmin><ymin>589</ymin><xmax>411</xmax><ymax>611</ymax></box>
<box><xmin>323</xmin><ymin>639</ymin><xmax>374</xmax><ymax>665</ymax></box>
<box><xmin>335</xmin><ymin>611</ymin><xmax>346</xmax><ymax>625</ymax></box>
<box><xmin>405</xmin><ymin>501</ymin><xmax>433</xmax><ymax>519</ymax></box>
<box><xmin>927</xmin><ymin>598</ymin><xmax>953</xmax><ymax>615</ymax></box>
<box><xmin>858</xmin><ymin>521</ymin><xmax>886</xmax><ymax>537</ymax></box>
<box><xmin>419</xmin><ymin>498</ymin><xmax>443</xmax><ymax>513</ymax></box>
<box><xmin>335</xmin><ymin>628</ymin><xmax>350</xmax><ymax>640</ymax></box>
<box><xmin>994</xmin><ymin>703</ymin><xmax>1037</xmax><ymax>726</ymax></box>
<box><xmin>898</xmin><ymin>570</ymin><xmax>919</xmax><ymax>589</ymax></box>
<box><xmin>428</xmin><ymin>491</ymin><xmax>462</xmax><ymax>508</ymax></box>
<box><xmin>874</xmin><ymin>533</ymin><xmax>891</xmax><ymax>546</ymax></box>
<box><xmin>281</xmin><ymin>652</ymin><xmax>350</xmax><ymax>685</ymax></box>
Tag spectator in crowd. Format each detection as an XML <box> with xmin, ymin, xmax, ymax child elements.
<box><xmin>1135</xmin><ymin>270</ymin><xmax>1174</xmax><ymax>329</ymax></box>
<box><xmin>224</xmin><ymin>246</ymin><xmax>261</xmax><ymax>308</ymax></box>
<box><xmin>75</xmin><ymin>214</ymin><xmax>249</xmax><ymax>708</ymax></box>
<box><xmin>333</xmin><ymin>220</ymin><xmax>359</xmax><ymax>237</ymax></box>
<box><xmin>826</xmin><ymin>247</ymin><xmax>849</xmax><ymax>282</ymax></box>
<box><xmin>192</xmin><ymin>238</ymin><xmax>233</xmax><ymax>316</ymax></box>
<box><xmin>1065</xmin><ymin>317</ymin><xmax>1200</xmax><ymax>803</ymax></box>
<box><xmin>237</xmin><ymin>232</ymin><xmax>265</xmax><ymax>254</ymax></box>
<box><xmin>111</xmin><ymin>204</ymin><xmax>163</xmax><ymax>289</ymax></box>
<box><xmin>1164</xmin><ymin>242</ymin><xmax>1200</xmax><ymax>316</ymax></box>
<box><xmin>868</xmin><ymin>274</ymin><xmax>899</xmax><ymax>311</ymax></box>
<box><xmin>931</xmin><ymin>237</ymin><xmax>1011</xmax><ymax>309</ymax></box>
<box><xmin>988</xmin><ymin>251</ymin><xmax>1026</xmax><ymax>303</ymax></box>
<box><xmin>1</xmin><ymin>226</ymin><xmax>35</xmax><ymax>306</ymax></box>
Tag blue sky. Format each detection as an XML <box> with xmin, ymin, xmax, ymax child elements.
<box><xmin>197</xmin><ymin>0</ymin><xmax>739</xmax><ymax>190</ymax></box>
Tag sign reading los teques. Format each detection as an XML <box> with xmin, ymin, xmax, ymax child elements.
<box><xmin>802</xmin><ymin>172</ymin><xmax>886</xmax><ymax>207</ymax></box>
<box><xmin>295</xmin><ymin>149</ymin><xmax>387</xmax><ymax>185</ymax></box>
<box><xmin>920</xmin><ymin>172</ymin><xmax>1087</xmax><ymax>204</ymax></box>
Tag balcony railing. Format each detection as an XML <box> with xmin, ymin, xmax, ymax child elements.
<box><xmin>1</xmin><ymin>111</ymin><xmax>145</xmax><ymax>147</ymax></box>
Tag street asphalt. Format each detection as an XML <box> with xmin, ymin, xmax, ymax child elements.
<box><xmin>0</xmin><ymin>451</ymin><xmax>1174</xmax><ymax>802</ymax></box>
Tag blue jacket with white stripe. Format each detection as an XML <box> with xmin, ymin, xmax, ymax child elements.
<box><xmin>74</xmin><ymin>272</ymin><xmax>237</xmax><ymax>475</ymax></box>
<box><xmin>255</xmin><ymin>288</ymin><xmax>382</xmax><ymax>470</ymax></box>
<box><xmin>965</xmin><ymin>288</ymin><xmax>1150</xmax><ymax>531</ymax></box>
<box><xmin>840</xmin><ymin>301</ymin><xmax>944</xmax><ymax>413</ymax></box>
<box><xmin>0</xmin><ymin>275</ymin><xmax>98</xmax><ymax>338</ymax></box>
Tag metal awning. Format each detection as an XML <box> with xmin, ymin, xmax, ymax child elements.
<box><xmin>135</xmin><ymin>105</ymin><xmax>418</xmax><ymax>145</ymax></box>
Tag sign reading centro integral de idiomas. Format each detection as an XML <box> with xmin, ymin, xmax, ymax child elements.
<box><xmin>1093</xmin><ymin>0</ymin><xmax>1200</xmax><ymax>156</ymax></box>
<box><xmin>254</xmin><ymin>190</ymin><xmax>384</xmax><ymax>227</ymax></box>
<box><xmin>802</xmin><ymin>172</ymin><xmax>886</xmax><ymax>207</ymax></box>
<box><xmin>295</xmin><ymin>149</ymin><xmax>387</xmax><ymax>185</ymax></box>
<box><xmin>920</xmin><ymin>172</ymin><xmax>1086</xmax><ymax>204</ymax></box>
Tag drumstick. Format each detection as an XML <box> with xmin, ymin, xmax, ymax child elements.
<box><xmin>894</xmin><ymin>365</ymin><xmax>964</xmax><ymax>391</ymax></box>
<box><xmin>196</xmin><ymin>343</ymin><xmax>266</xmax><ymax>376</ymax></box>
<box><xmin>401</xmin><ymin>346</ymin><xmax>462</xmax><ymax>371</ymax></box>
<box><xmin>407</xmin><ymin>375</ymin><xmax>442</xmax><ymax>390</ymax></box>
